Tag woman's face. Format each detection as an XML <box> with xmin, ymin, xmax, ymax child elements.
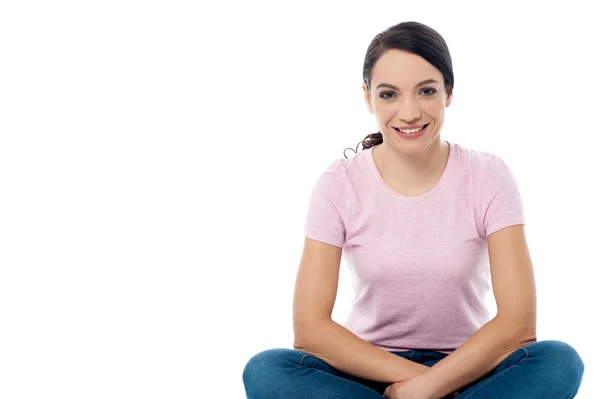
<box><xmin>363</xmin><ymin>49</ymin><xmax>452</xmax><ymax>155</ymax></box>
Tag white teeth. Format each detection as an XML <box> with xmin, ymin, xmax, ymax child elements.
<box><xmin>397</xmin><ymin>125</ymin><xmax>426</xmax><ymax>134</ymax></box>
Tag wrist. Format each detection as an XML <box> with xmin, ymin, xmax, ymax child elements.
<box><xmin>409</xmin><ymin>375</ymin><xmax>437</xmax><ymax>399</ymax></box>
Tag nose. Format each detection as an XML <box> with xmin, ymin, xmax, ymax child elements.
<box><xmin>397</xmin><ymin>97</ymin><xmax>421</xmax><ymax>122</ymax></box>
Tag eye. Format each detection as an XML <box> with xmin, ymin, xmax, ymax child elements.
<box><xmin>420</xmin><ymin>88</ymin><xmax>437</xmax><ymax>96</ymax></box>
<box><xmin>379</xmin><ymin>91</ymin><xmax>397</xmax><ymax>100</ymax></box>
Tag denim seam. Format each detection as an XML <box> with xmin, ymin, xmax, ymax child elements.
<box><xmin>460</xmin><ymin>349</ymin><xmax>528</xmax><ymax>399</ymax></box>
<box><xmin>299</xmin><ymin>354</ymin><xmax>309</xmax><ymax>366</ymax></box>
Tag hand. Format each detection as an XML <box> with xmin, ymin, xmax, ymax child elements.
<box><xmin>383</xmin><ymin>378</ymin><xmax>460</xmax><ymax>399</ymax></box>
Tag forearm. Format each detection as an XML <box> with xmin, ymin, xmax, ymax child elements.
<box><xmin>415</xmin><ymin>316</ymin><xmax>537</xmax><ymax>399</ymax></box>
<box><xmin>294</xmin><ymin>319</ymin><xmax>429</xmax><ymax>383</ymax></box>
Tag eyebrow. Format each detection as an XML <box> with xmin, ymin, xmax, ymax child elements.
<box><xmin>375</xmin><ymin>79</ymin><xmax>440</xmax><ymax>90</ymax></box>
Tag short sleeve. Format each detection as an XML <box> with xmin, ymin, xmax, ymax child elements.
<box><xmin>478</xmin><ymin>154</ymin><xmax>525</xmax><ymax>237</ymax></box>
<box><xmin>303</xmin><ymin>160</ymin><xmax>350</xmax><ymax>248</ymax></box>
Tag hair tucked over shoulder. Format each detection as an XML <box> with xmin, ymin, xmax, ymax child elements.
<box><xmin>344</xmin><ymin>21</ymin><xmax>454</xmax><ymax>159</ymax></box>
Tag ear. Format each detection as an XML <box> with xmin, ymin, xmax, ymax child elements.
<box><xmin>363</xmin><ymin>82</ymin><xmax>374</xmax><ymax>114</ymax></box>
<box><xmin>445</xmin><ymin>88</ymin><xmax>453</xmax><ymax>107</ymax></box>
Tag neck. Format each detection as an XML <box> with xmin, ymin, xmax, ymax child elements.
<box><xmin>374</xmin><ymin>138</ymin><xmax>449</xmax><ymax>189</ymax></box>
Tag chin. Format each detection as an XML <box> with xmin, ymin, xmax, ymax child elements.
<box><xmin>387</xmin><ymin>134</ymin><xmax>439</xmax><ymax>157</ymax></box>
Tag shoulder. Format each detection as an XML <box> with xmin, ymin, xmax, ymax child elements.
<box><xmin>321</xmin><ymin>157</ymin><xmax>350</xmax><ymax>181</ymax></box>
<box><xmin>307</xmin><ymin>156</ymin><xmax>353</xmax><ymax>206</ymax></box>
<box><xmin>452</xmin><ymin>143</ymin><xmax>525</xmax><ymax>235</ymax></box>
<box><xmin>455</xmin><ymin>143</ymin><xmax>523</xmax><ymax>224</ymax></box>
<box><xmin>451</xmin><ymin>142</ymin><xmax>514</xmax><ymax>181</ymax></box>
<box><xmin>313</xmin><ymin>147</ymin><xmax>370</xmax><ymax>189</ymax></box>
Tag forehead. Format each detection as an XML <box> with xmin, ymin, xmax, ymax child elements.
<box><xmin>371</xmin><ymin>49</ymin><xmax>442</xmax><ymax>87</ymax></box>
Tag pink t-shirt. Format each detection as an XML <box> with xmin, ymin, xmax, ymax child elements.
<box><xmin>303</xmin><ymin>141</ymin><xmax>525</xmax><ymax>354</ymax></box>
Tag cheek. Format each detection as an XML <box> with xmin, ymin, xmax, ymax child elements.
<box><xmin>425</xmin><ymin>102</ymin><xmax>445</xmax><ymax>120</ymax></box>
<box><xmin>373</xmin><ymin>103</ymin><xmax>396</xmax><ymax>120</ymax></box>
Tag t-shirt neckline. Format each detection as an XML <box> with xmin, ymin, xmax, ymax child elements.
<box><xmin>367</xmin><ymin>141</ymin><xmax>455</xmax><ymax>202</ymax></box>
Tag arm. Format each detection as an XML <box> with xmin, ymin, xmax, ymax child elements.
<box><xmin>413</xmin><ymin>225</ymin><xmax>538</xmax><ymax>399</ymax></box>
<box><xmin>293</xmin><ymin>237</ymin><xmax>431</xmax><ymax>383</ymax></box>
<box><xmin>294</xmin><ymin>319</ymin><xmax>431</xmax><ymax>383</ymax></box>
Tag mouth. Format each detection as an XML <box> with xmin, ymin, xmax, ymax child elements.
<box><xmin>393</xmin><ymin>123</ymin><xmax>429</xmax><ymax>135</ymax></box>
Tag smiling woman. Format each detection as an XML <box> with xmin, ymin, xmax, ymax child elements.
<box><xmin>347</xmin><ymin>22</ymin><xmax>454</xmax><ymax>160</ymax></box>
<box><xmin>243</xmin><ymin>21</ymin><xmax>585</xmax><ymax>399</ymax></box>
<box><xmin>365</xmin><ymin>53</ymin><xmax>448</xmax><ymax>150</ymax></box>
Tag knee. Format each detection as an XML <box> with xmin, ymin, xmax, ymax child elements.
<box><xmin>242</xmin><ymin>348</ymin><xmax>297</xmax><ymax>397</ymax></box>
<box><xmin>243</xmin><ymin>349</ymin><xmax>278</xmax><ymax>386</ymax></box>
<box><xmin>540</xmin><ymin>340</ymin><xmax>585</xmax><ymax>374</ymax></box>
<box><xmin>537</xmin><ymin>340</ymin><xmax>585</xmax><ymax>390</ymax></box>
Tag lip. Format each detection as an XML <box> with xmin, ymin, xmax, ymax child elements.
<box><xmin>395</xmin><ymin>123</ymin><xmax>428</xmax><ymax>130</ymax></box>
<box><xmin>393</xmin><ymin>123</ymin><xmax>429</xmax><ymax>139</ymax></box>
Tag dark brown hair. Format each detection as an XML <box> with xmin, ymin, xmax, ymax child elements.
<box><xmin>344</xmin><ymin>21</ymin><xmax>454</xmax><ymax>159</ymax></box>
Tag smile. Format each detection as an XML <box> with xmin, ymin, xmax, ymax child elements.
<box><xmin>393</xmin><ymin>124</ymin><xmax>429</xmax><ymax>134</ymax></box>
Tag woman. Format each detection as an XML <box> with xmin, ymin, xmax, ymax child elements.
<box><xmin>243</xmin><ymin>21</ymin><xmax>585</xmax><ymax>399</ymax></box>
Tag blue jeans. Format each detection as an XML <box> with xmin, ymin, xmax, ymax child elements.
<box><xmin>243</xmin><ymin>340</ymin><xmax>584</xmax><ymax>398</ymax></box>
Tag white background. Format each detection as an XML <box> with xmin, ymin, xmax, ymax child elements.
<box><xmin>1</xmin><ymin>1</ymin><xmax>598</xmax><ymax>398</ymax></box>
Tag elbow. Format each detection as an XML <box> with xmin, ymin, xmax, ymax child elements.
<box><xmin>517</xmin><ymin>327</ymin><xmax>538</xmax><ymax>345</ymax></box>
<box><xmin>293</xmin><ymin>331</ymin><xmax>308</xmax><ymax>350</ymax></box>
<box><xmin>293</xmin><ymin>317</ymin><xmax>329</xmax><ymax>350</ymax></box>
<box><xmin>293</xmin><ymin>319</ymin><xmax>314</xmax><ymax>350</ymax></box>
<box><xmin>495</xmin><ymin>313</ymin><xmax>537</xmax><ymax>345</ymax></box>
